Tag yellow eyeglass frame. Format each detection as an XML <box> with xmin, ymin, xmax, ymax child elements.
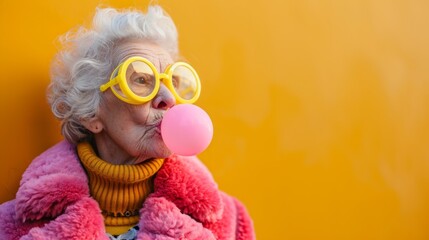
<box><xmin>100</xmin><ymin>56</ymin><xmax>201</xmax><ymax>105</ymax></box>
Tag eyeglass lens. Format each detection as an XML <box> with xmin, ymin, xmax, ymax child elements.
<box><xmin>171</xmin><ymin>65</ymin><xmax>198</xmax><ymax>100</ymax></box>
<box><xmin>113</xmin><ymin>61</ymin><xmax>156</xmax><ymax>98</ymax></box>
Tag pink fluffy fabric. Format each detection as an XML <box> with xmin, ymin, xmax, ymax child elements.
<box><xmin>0</xmin><ymin>141</ymin><xmax>255</xmax><ymax>239</ymax></box>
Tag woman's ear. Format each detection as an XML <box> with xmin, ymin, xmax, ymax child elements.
<box><xmin>81</xmin><ymin>117</ymin><xmax>104</xmax><ymax>134</ymax></box>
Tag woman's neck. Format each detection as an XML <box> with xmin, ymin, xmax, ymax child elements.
<box><xmin>92</xmin><ymin>132</ymin><xmax>146</xmax><ymax>165</ymax></box>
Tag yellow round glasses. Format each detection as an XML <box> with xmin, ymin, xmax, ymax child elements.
<box><xmin>100</xmin><ymin>56</ymin><xmax>201</xmax><ymax>105</ymax></box>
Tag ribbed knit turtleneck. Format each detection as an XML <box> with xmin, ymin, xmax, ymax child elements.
<box><xmin>77</xmin><ymin>142</ymin><xmax>164</xmax><ymax>235</ymax></box>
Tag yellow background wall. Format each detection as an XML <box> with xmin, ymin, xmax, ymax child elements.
<box><xmin>1</xmin><ymin>0</ymin><xmax>428</xmax><ymax>239</ymax></box>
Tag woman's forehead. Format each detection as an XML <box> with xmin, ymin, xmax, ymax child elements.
<box><xmin>113</xmin><ymin>40</ymin><xmax>173</xmax><ymax>70</ymax></box>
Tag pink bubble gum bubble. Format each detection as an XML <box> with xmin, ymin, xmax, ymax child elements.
<box><xmin>161</xmin><ymin>104</ymin><xmax>213</xmax><ymax>156</ymax></box>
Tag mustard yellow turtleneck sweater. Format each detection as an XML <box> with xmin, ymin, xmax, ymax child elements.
<box><xmin>77</xmin><ymin>142</ymin><xmax>164</xmax><ymax>236</ymax></box>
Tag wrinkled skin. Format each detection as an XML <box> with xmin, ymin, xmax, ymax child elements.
<box><xmin>85</xmin><ymin>39</ymin><xmax>176</xmax><ymax>165</ymax></box>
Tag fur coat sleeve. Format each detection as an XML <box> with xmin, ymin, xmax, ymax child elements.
<box><xmin>0</xmin><ymin>141</ymin><xmax>255</xmax><ymax>240</ymax></box>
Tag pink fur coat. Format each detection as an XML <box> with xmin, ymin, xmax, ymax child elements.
<box><xmin>0</xmin><ymin>141</ymin><xmax>255</xmax><ymax>239</ymax></box>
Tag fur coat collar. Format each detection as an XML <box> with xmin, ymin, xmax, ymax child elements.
<box><xmin>0</xmin><ymin>141</ymin><xmax>254</xmax><ymax>240</ymax></box>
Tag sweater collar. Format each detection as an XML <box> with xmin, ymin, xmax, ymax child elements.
<box><xmin>77</xmin><ymin>141</ymin><xmax>164</xmax><ymax>234</ymax></box>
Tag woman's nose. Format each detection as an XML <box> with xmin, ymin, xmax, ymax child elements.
<box><xmin>152</xmin><ymin>83</ymin><xmax>176</xmax><ymax>109</ymax></box>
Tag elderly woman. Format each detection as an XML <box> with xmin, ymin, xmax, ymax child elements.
<box><xmin>0</xmin><ymin>5</ymin><xmax>254</xmax><ymax>240</ymax></box>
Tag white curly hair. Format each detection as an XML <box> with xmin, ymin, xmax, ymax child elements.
<box><xmin>48</xmin><ymin>5</ymin><xmax>178</xmax><ymax>144</ymax></box>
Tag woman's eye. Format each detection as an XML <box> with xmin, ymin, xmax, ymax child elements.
<box><xmin>172</xmin><ymin>76</ymin><xmax>180</xmax><ymax>88</ymax></box>
<box><xmin>132</xmin><ymin>74</ymin><xmax>153</xmax><ymax>85</ymax></box>
<box><xmin>135</xmin><ymin>77</ymin><xmax>147</xmax><ymax>84</ymax></box>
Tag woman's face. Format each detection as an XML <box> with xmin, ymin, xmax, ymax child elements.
<box><xmin>90</xmin><ymin>40</ymin><xmax>176</xmax><ymax>165</ymax></box>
